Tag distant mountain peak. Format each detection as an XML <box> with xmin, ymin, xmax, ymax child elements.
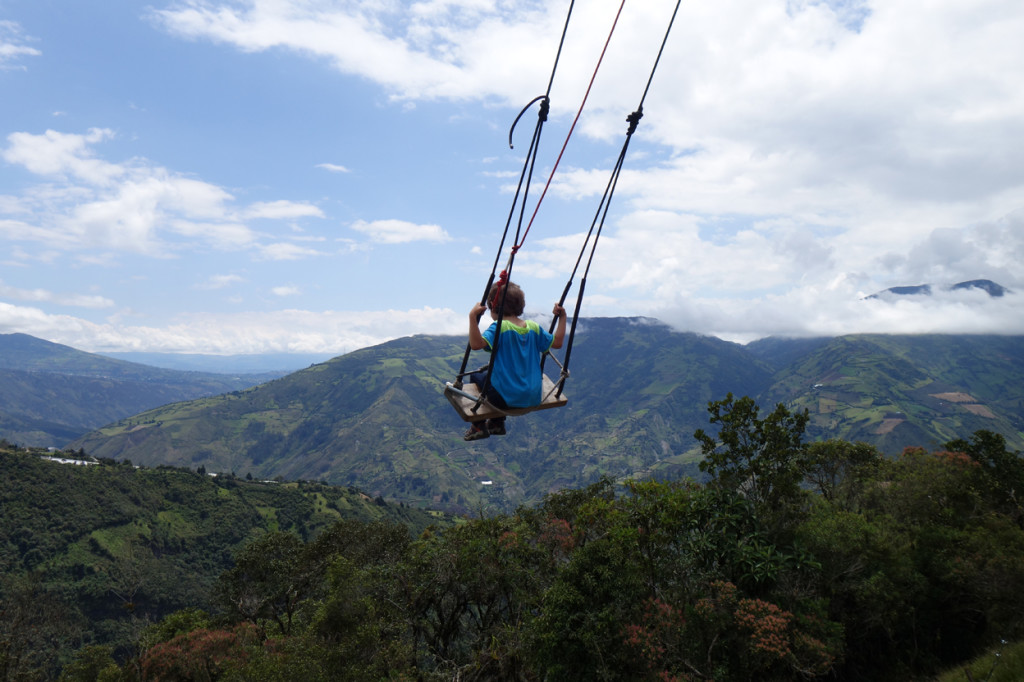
<box><xmin>865</xmin><ymin>279</ymin><xmax>1009</xmax><ymax>300</ymax></box>
<box><xmin>949</xmin><ymin>279</ymin><xmax>1009</xmax><ymax>296</ymax></box>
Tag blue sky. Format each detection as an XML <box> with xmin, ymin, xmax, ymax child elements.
<box><xmin>2</xmin><ymin>0</ymin><xmax>1023</xmax><ymax>357</ymax></box>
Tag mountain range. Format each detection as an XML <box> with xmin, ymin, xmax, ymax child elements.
<box><xmin>0</xmin><ymin>333</ymin><xmax>278</xmax><ymax>447</ymax></box>
<box><xmin>44</xmin><ymin>318</ymin><xmax>1023</xmax><ymax>513</ymax></box>
<box><xmin>865</xmin><ymin>277</ymin><xmax>1010</xmax><ymax>299</ymax></box>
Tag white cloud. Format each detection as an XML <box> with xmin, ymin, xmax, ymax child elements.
<box><xmin>515</xmin><ymin>205</ymin><xmax>1024</xmax><ymax>342</ymax></box>
<box><xmin>870</xmin><ymin>210</ymin><xmax>1024</xmax><ymax>286</ymax></box>
<box><xmin>3</xmin><ymin>129</ymin><xmax>123</xmax><ymax>186</ymax></box>
<box><xmin>4</xmin><ymin>281</ymin><xmax>1018</xmax><ymax>358</ymax></box>
<box><xmin>0</xmin><ymin>218</ymin><xmax>40</xmax><ymax>243</ymax></box>
<box><xmin>152</xmin><ymin>1</ymin><xmax>1024</xmax><ymax>234</ymax></box>
<box><xmin>651</xmin><ymin>286</ymin><xmax>1024</xmax><ymax>344</ymax></box>
<box><xmin>586</xmin><ymin>207</ymin><xmax>1024</xmax><ymax>341</ymax></box>
<box><xmin>196</xmin><ymin>274</ymin><xmax>245</xmax><ymax>290</ymax></box>
<box><xmin>0</xmin><ymin>301</ymin><xmax>465</xmax><ymax>355</ymax></box>
<box><xmin>149</xmin><ymin>0</ymin><xmax>536</xmax><ymax>102</ymax></box>
<box><xmin>242</xmin><ymin>200</ymin><xmax>324</xmax><ymax>220</ymax></box>
<box><xmin>64</xmin><ymin>174</ymin><xmax>248</xmax><ymax>255</ymax></box>
<box><xmin>271</xmin><ymin>285</ymin><xmax>301</xmax><ymax>297</ymax></box>
<box><xmin>350</xmin><ymin>219</ymin><xmax>451</xmax><ymax>244</ymax></box>
<box><xmin>169</xmin><ymin>220</ymin><xmax>255</xmax><ymax>250</ymax></box>
<box><xmin>257</xmin><ymin>242</ymin><xmax>323</xmax><ymax>260</ymax></box>
<box><xmin>1</xmin><ymin>129</ymin><xmax>326</xmax><ymax>258</ymax></box>
<box><xmin>316</xmin><ymin>162</ymin><xmax>351</xmax><ymax>173</ymax></box>
<box><xmin>4</xmin><ymin>1</ymin><xmax>1018</xmax><ymax>351</ymax></box>
<box><xmin>0</xmin><ymin>281</ymin><xmax>114</xmax><ymax>309</ymax></box>
<box><xmin>0</xmin><ymin>20</ymin><xmax>41</xmax><ymax>68</ymax></box>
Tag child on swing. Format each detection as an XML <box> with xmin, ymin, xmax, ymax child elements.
<box><xmin>464</xmin><ymin>280</ymin><xmax>567</xmax><ymax>441</ymax></box>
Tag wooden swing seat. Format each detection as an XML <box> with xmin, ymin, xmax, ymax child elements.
<box><xmin>444</xmin><ymin>374</ymin><xmax>567</xmax><ymax>422</ymax></box>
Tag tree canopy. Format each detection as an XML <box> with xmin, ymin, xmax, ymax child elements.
<box><xmin>47</xmin><ymin>396</ymin><xmax>1024</xmax><ymax>681</ymax></box>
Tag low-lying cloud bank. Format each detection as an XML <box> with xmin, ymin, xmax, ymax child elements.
<box><xmin>2</xmin><ymin>286</ymin><xmax>1021</xmax><ymax>356</ymax></box>
<box><xmin>653</xmin><ymin>287</ymin><xmax>1024</xmax><ymax>344</ymax></box>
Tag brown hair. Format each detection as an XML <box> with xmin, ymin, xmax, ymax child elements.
<box><xmin>488</xmin><ymin>281</ymin><xmax>525</xmax><ymax>316</ymax></box>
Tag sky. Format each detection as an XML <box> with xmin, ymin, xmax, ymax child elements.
<box><xmin>1</xmin><ymin>0</ymin><xmax>1023</xmax><ymax>359</ymax></box>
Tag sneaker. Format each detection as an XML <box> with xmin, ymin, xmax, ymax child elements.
<box><xmin>486</xmin><ymin>419</ymin><xmax>507</xmax><ymax>436</ymax></box>
<box><xmin>464</xmin><ymin>423</ymin><xmax>489</xmax><ymax>441</ymax></box>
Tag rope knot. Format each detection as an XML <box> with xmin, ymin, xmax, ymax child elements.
<box><xmin>490</xmin><ymin>270</ymin><xmax>509</xmax><ymax>309</ymax></box>
<box><xmin>626</xmin><ymin>108</ymin><xmax>644</xmax><ymax>136</ymax></box>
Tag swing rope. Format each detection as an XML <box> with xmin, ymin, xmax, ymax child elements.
<box><xmin>453</xmin><ymin>0</ymin><xmax>681</xmax><ymax>413</ymax></box>
<box><xmin>453</xmin><ymin>1</ymin><xmax>576</xmax><ymax>395</ymax></box>
<box><xmin>513</xmin><ymin>0</ymin><xmax>628</xmax><ymax>256</ymax></box>
<box><xmin>547</xmin><ymin>0</ymin><xmax>683</xmax><ymax>397</ymax></box>
<box><xmin>474</xmin><ymin>0</ymin><xmax>628</xmax><ymax>412</ymax></box>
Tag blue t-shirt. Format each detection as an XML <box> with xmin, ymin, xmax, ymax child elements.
<box><xmin>482</xmin><ymin>319</ymin><xmax>555</xmax><ymax>408</ymax></box>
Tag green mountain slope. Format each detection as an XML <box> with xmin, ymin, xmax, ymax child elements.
<box><xmin>66</xmin><ymin>323</ymin><xmax>1024</xmax><ymax>512</ymax></box>
<box><xmin>0</xmin><ymin>333</ymin><xmax>276</xmax><ymax>447</ymax></box>
<box><xmin>71</xmin><ymin>319</ymin><xmax>773</xmax><ymax>511</ymax></box>
<box><xmin>757</xmin><ymin>334</ymin><xmax>1024</xmax><ymax>452</ymax></box>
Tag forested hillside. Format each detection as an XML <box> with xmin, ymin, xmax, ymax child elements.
<box><xmin>0</xmin><ymin>333</ymin><xmax>276</xmax><ymax>447</ymax></box>
<box><xmin>69</xmin><ymin>322</ymin><xmax>1024</xmax><ymax>512</ymax></box>
<box><xmin>31</xmin><ymin>399</ymin><xmax>1024</xmax><ymax>682</ymax></box>
<box><xmin>0</xmin><ymin>442</ymin><xmax>446</xmax><ymax>679</ymax></box>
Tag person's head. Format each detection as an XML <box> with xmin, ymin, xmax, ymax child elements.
<box><xmin>488</xmin><ymin>280</ymin><xmax>525</xmax><ymax>317</ymax></box>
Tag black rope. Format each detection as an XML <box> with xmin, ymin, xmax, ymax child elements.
<box><xmin>508</xmin><ymin>95</ymin><xmax>549</xmax><ymax>150</ymax></box>
<box><xmin>457</xmin><ymin>0</ymin><xmax>682</xmax><ymax>407</ymax></box>
<box><xmin>459</xmin><ymin>100</ymin><xmax>546</xmax><ymax>404</ymax></box>
<box><xmin>548</xmin><ymin>0</ymin><xmax>683</xmax><ymax>397</ymax></box>
<box><xmin>455</xmin><ymin>0</ymin><xmax>576</xmax><ymax>406</ymax></box>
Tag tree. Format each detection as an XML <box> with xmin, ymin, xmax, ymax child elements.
<box><xmin>695</xmin><ymin>394</ymin><xmax>811</xmax><ymax>533</ymax></box>
<box><xmin>528</xmin><ymin>479</ymin><xmax>840</xmax><ymax>681</ymax></box>
<box><xmin>799</xmin><ymin>441</ymin><xmax>1024</xmax><ymax>678</ymax></box>
<box><xmin>804</xmin><ymin>439</ymin><xmax>882</xmax><ymax>509</ymax></box>
<box><xmin>0</xmin><ymin>573</ymin><xmax>82</xmax><ymax>681</ymax></box>
<box><xmin>139</xmin><ymin>608</ymin><xmax>213</xmax><ymax>650</ymax></box>
<box><xmin>217</xmin><ymin>532</ymin><xmax>307</xmax><ymax>636</ymax></box>
<box><xmin>141</xmin><ymin>625</ymin><xmax>259</xmax><ymax>681</ymax></box>
<box><xmin>946</xmin><ymin>430</ymin><xmax>1024</xmax><ymax>527</ymax></box>
<box><xmin>57</xmin><ymin>645</ymin><xmax>119</xmax><ymax>682</ymax></box>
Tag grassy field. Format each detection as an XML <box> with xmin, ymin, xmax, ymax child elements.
<box><xmin>936</xmin><ymin>640</ymin><xmax>1024</xmax><ymax>682</ymax></box>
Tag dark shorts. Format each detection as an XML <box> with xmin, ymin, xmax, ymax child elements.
<box><xmin>468</xmin><ymin>371</ymin><xmax>509</xmax><ymax>411</ymax></box>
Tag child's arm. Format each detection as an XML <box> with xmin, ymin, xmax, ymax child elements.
<box><xmin>469</xmin><ymin>303</ymin><xmax>488</xmax><ymax>350</ymax></box>
<box><xmin>551</xmin><ymin>304</ymin><xmax>567</xmax><ymax>349</ymax></box>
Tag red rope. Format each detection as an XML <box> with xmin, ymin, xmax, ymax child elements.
<box><xmin>515</xmin><ymin>0</ymin><xmax>628</xmax><ymax>252</ymax></box>
<box><xmin>490</xmin><ymin>269</ymin><xmax>509</xmax><ymax>309</ymax></box>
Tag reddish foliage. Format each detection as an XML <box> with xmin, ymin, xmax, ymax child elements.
<box><xmin>538</xmin><ymin>517</ymin><xmax>575</xmax><ymax>555</ymax></box>
<box><xmin>933</xmin><ymin>450</ymin><xmax>981</xmax><ymax>469</ymax></box>
<box><xmin>498</xmin><ymin>530</ymin><xmax>519</xmax><ymax>550</ymax></box>
<box><xmin>142</xmin><ymin>625</ymin><xmax>258</xmax><ymax>681</ymax></box>
<box><xmin>734</xmin><ymin>598</ymin><xmax>793</xmax><ymax>660</ymax></box>
<box><xmin>623</xmin><ymin>597</ymin><xmax>687</xmax><ymax>678</ymax></box>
